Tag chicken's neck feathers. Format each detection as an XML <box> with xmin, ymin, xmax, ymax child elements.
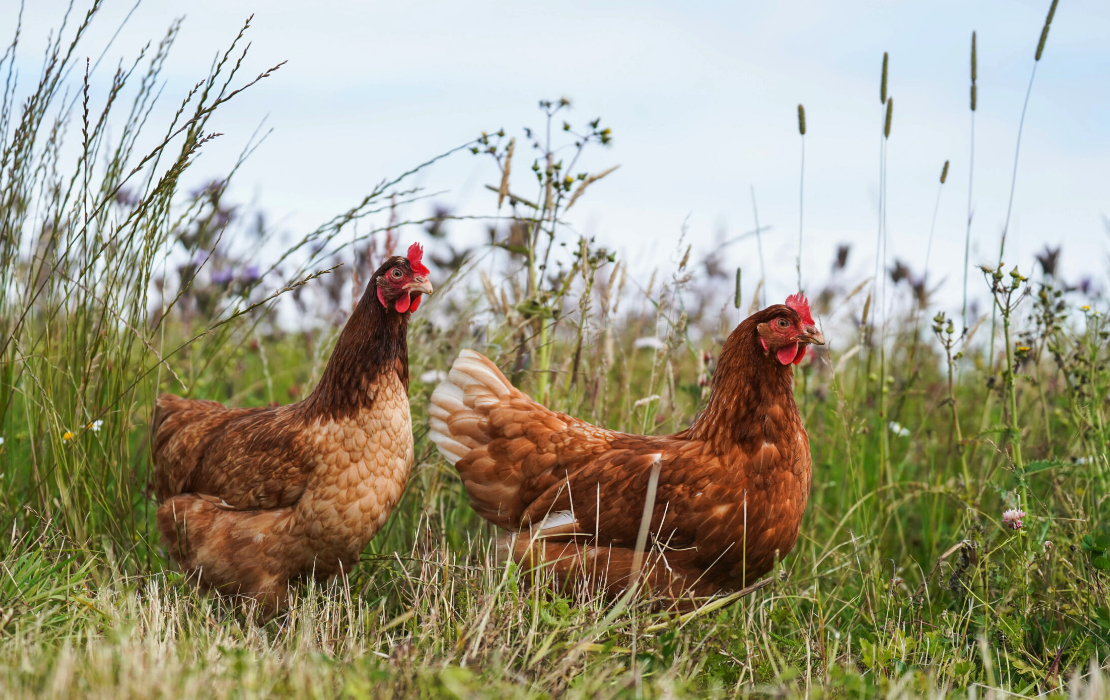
<box><xmin>682</xmin><ymin>318</ymin><xmax>801</xmax><ymax>455</ymax></box>
<box><xmin>302</xmin><ymin>277</ymin><xmax>409</xmax><ymax>418</ymax></box>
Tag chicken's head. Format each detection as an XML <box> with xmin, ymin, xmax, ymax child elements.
<box><xmin>375</xmin><ymin>242</ymin><xmax>434</xmax><ymax>313</ymax></box>
<box><xmin>756</xmin><ymin>293</ymin><xmax>824</xmax><ymax>365</ymax></box>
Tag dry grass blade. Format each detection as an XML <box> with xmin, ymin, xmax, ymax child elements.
<box><xmin>642</xmin><ymin>578</ymin><xmax>773</xmax><ymax>633</ymax></box>
<box><xmin>497</xmin><ymin>137</ymin><xmax>515</xmax><ymax>209</ymax></box>
<box><xmin>484</xmin><ymin>183</ymin><xmax>538</xmax><ymax>210</ymax></box>
<box><xmin>565</xmin><ymin>165</ymin><xmax>619</xmax><ymax>211</ymax></box>
<box><xmin>629</xmin><ymin>456</ymin><xmax>662</xmax><ymax>584</ymax></box>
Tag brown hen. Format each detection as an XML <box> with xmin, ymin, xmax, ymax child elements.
<box><xmin>428</xmin><ymin>294</ymin><xmax>823</xmax><ymax>604</ymax></box>
<box><xmin>152</xmin><ymin>243</ymin><xmax>432</xmax><ymax>613</ymax></box>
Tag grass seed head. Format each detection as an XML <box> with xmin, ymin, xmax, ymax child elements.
<box><xmin>884</xmin><ymin>97</ymin><xmax>893</xmax><ymax>138</ymax></box>
<box><xmin>941</xmin><ymin>160</ymin><xmax>950</xmax><ymax>184</ymax></box>
<box><xmin>1036</xmin><ymin>0</ymin><xmax>1059</xmax><ymax>61</ymax></box>
<box><xmin>880</xmin><ymin>52</ymin><xmax>889</xmax><ymax>104</ymax></box>
<box><xmin>797</xmin><ymin>104</ymin><xmax>806</xmax><ymax>135</ymax></box>
<box><xmin>971</xmin><ymin>32</ymin><xmax>978</xmax><ymax>111</ymax></box>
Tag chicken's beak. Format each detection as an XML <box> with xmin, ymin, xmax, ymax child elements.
<box><xmin>406</xmin><ymin>276</ymin><xmax>434</xmax><ymax>296</ymax></box>
<box><xmin>798</xmin><ymin>325</ymin><xmax>825</xmax><ymax>346</ymax></box>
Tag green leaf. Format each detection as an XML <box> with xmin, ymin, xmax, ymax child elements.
<box><xmin>977</xmin><ymin>425</ymin><xmax>1011</xmax><ymax>437</ymax></box>
<box><xmin>1023</xmin><ymin>459</ymin><xmax>1070</xmax><ymax>475</ymax></box>
<box><xmin>496</xmin><ymin>244</ymin><xmax>530</xmax><ymax>256</ymax></box>
<box><xmin>1092</xmin><ymin>555</ymin><xmax>1110</xmax><ymax>571</ymax></box>
<box><xmin>1096</xmin><ymin>535</ymin><xmax>1110</xmax><ymax>551</ymax></box>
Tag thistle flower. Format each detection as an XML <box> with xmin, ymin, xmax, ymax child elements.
<box><xmin>1002</xmin><ymin>508</ymin><xmax>1026</xmax><ymax>530</ymax></box>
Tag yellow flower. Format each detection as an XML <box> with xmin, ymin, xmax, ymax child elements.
<box><xmin>1082</xmin><ymin>305</ymin><xmax>1091</xmax><ymax>311</ymax></box>
<box><xmin>62</xmin><ymin>431</ymin><xmax>75</xmax><ymax>442</ymax></box>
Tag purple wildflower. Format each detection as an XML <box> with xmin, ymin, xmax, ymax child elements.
<box><xmin>1001</xmin><ymin>508</ymin><xmax>1026</xmax><ymax>530</ymax></box>
<box><xmin>211</xmin><ymin>268</ymin><xmax>235</xmax><ymax>285</ymax></box>
<box><xmin>239</xmin><ymin>265</ymin><xmax>261</xmax><ymax>284</ymax></box>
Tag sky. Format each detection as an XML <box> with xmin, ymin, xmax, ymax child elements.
<box><xmin>8</xmin><ymin>0</ymin><xmax>1110</xmax><ymax>316</ymax></box>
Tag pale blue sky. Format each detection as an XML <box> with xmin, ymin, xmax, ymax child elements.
<box><xmin>10</xmin><ymin>0</ymin><xmax>1110</xmax><ymax>313</ymax></box>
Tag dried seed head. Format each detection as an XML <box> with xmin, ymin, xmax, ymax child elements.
<box><xmin>884</xmin><ymin>97</ymin><xmax>893</xmax><ymax>139</ymax></box>
<box><xmin>880</xmin><ymin>52</ymin><xmax>889</xmax><ymax>104</ymax></box>
<box><xmin>940</xmin><ymin>160</ymin><xmax>950</xmax><ymax>184</ymax></box>
<box><xmin>970</xmin><ymin>32</ymin><xmax>978</xmax><ymax>112</ymax></box>
<box><xmin>971</xmin><ymin>31</ymin><xmax>977</xmax><ymax>83</ymax></box>
<box><xmin>797</xmin><ymin>104</ymin><xmax>806</xmax><ymax>135</ymax></box>
<box><xmin>1036</xmin><ymin>0</ymin><xmax>1059</xmax><ymax>61</ymax></box>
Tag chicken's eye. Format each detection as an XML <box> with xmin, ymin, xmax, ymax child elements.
<box><xmin>777</xmin><ymin>318</ymin><xmax>789</xmax><ymax>329</ymax></box>
<box><xmin>391</xmin><ymin>268</ymin><xmax>403</xmax><ymax>279</ymax></box>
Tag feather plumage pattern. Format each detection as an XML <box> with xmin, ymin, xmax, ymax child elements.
<box><xmin>151</xmin><ymin>251</ymin><xmax>432</xmax><ymax>615</ymax></box>
<box><xmin>429</xmin><ymin>300</ymin><xmax>824</xmax><ymax>605</ymax></box>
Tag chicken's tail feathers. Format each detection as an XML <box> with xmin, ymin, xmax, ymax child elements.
<box><xmin>428</xmin><ymin>349</ymin><xmax>516</xmax><ymax>465</ymax></box>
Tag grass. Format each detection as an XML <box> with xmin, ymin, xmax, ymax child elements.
<box><xmin>3</xmin><ymin>2</ymin><xmax>1110</xmax><ymax>698</ymax></box>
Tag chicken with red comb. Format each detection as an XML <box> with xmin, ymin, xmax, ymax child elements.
<box><xmin>151</xmin><ymin>244</ymin><xmax>433</xmax><ymax>614</ymax></box>
<box><xmin>428</xmin><ymin>294</ymin><xmax>824</xmax><ymax>605</ymax></box>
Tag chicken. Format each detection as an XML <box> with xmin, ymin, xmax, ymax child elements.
<box><xmin>152</xmin><ymin>243</ymin><xmax>433</xmax><ymax>613</ymax></box>
<box><xmin>428</xmin><ymin>294</ymin><xmax>823</xmax><ymax>604</ymax></box>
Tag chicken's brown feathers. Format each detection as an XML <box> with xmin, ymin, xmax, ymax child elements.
<box><xmin>150</xmin><ymin>243</ymin><xmax>429</xmax><ymax>616</ymax></box>
<box><xmin>429</xmin><ymin>298</ymin><xmax>819</xmax><ymax>603</ymax></box>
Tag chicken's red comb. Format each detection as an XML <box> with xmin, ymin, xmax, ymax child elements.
<box><xmin>407</xmin><ymin>242</ymin><xmax>430</xmax><ymax>276</ymax></box>
<box><xmin>785</xmin><ymin>292</ymin><xmax>814</xmax><ymax>325</ymax></box>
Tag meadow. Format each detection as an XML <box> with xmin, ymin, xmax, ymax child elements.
<box><xmin>4</xmin><ymin>2</ymin><xmax>1110</xmax><ymax>698</ymax></box>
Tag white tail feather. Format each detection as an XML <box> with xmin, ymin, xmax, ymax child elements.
<box><xmin>428</xmin><ymin>350</ymin><xmax>515</xmax><ymax>466</ymax></box>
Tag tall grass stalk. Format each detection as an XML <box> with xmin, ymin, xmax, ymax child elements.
<box><xmin>923</xmin><ymin>160</ymin><xmax>949</xmax><ymax>284</ymax></box>
<box><xmin>962</xmin><ymin>31</ymin><xmax>977</xmax><ymax>331</ymax></box>
<box><xmin>797</xmin><ymin>103</ymin><xmax>806</xmax><ymax>293</ymax></box>
<box><xmin>991</xmin><ymin>0</ymin><xmax>1058</xmax><ymax>366</ymax></box>
<box><xmin>749</xmin><ymin>184</ymin><xmax>767</xmax><ymax>307</ymax></box>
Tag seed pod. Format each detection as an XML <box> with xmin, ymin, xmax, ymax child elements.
<box><xmin>1036</xmin><ymin>0</ymin><xmax>1059</xmax><ymax>61</ymax></box>
<box><xmin>797</xmin><ymin>104</ymin><xmax>806</xmax><ymax>135</ymax></box>
<box><xmin>940</xmin><ymin>160</ymin><xmax>950</xmax><ymax>184</ymax></box>
<box><xmin>880</xmin><ymin>52</ymin><xmax>888</xmax><ymax>104</ymax></box>
<box><xmin>884</xmin><ymin>97</ymin><xmax>893</xmax><ymax>138</ymax></box>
